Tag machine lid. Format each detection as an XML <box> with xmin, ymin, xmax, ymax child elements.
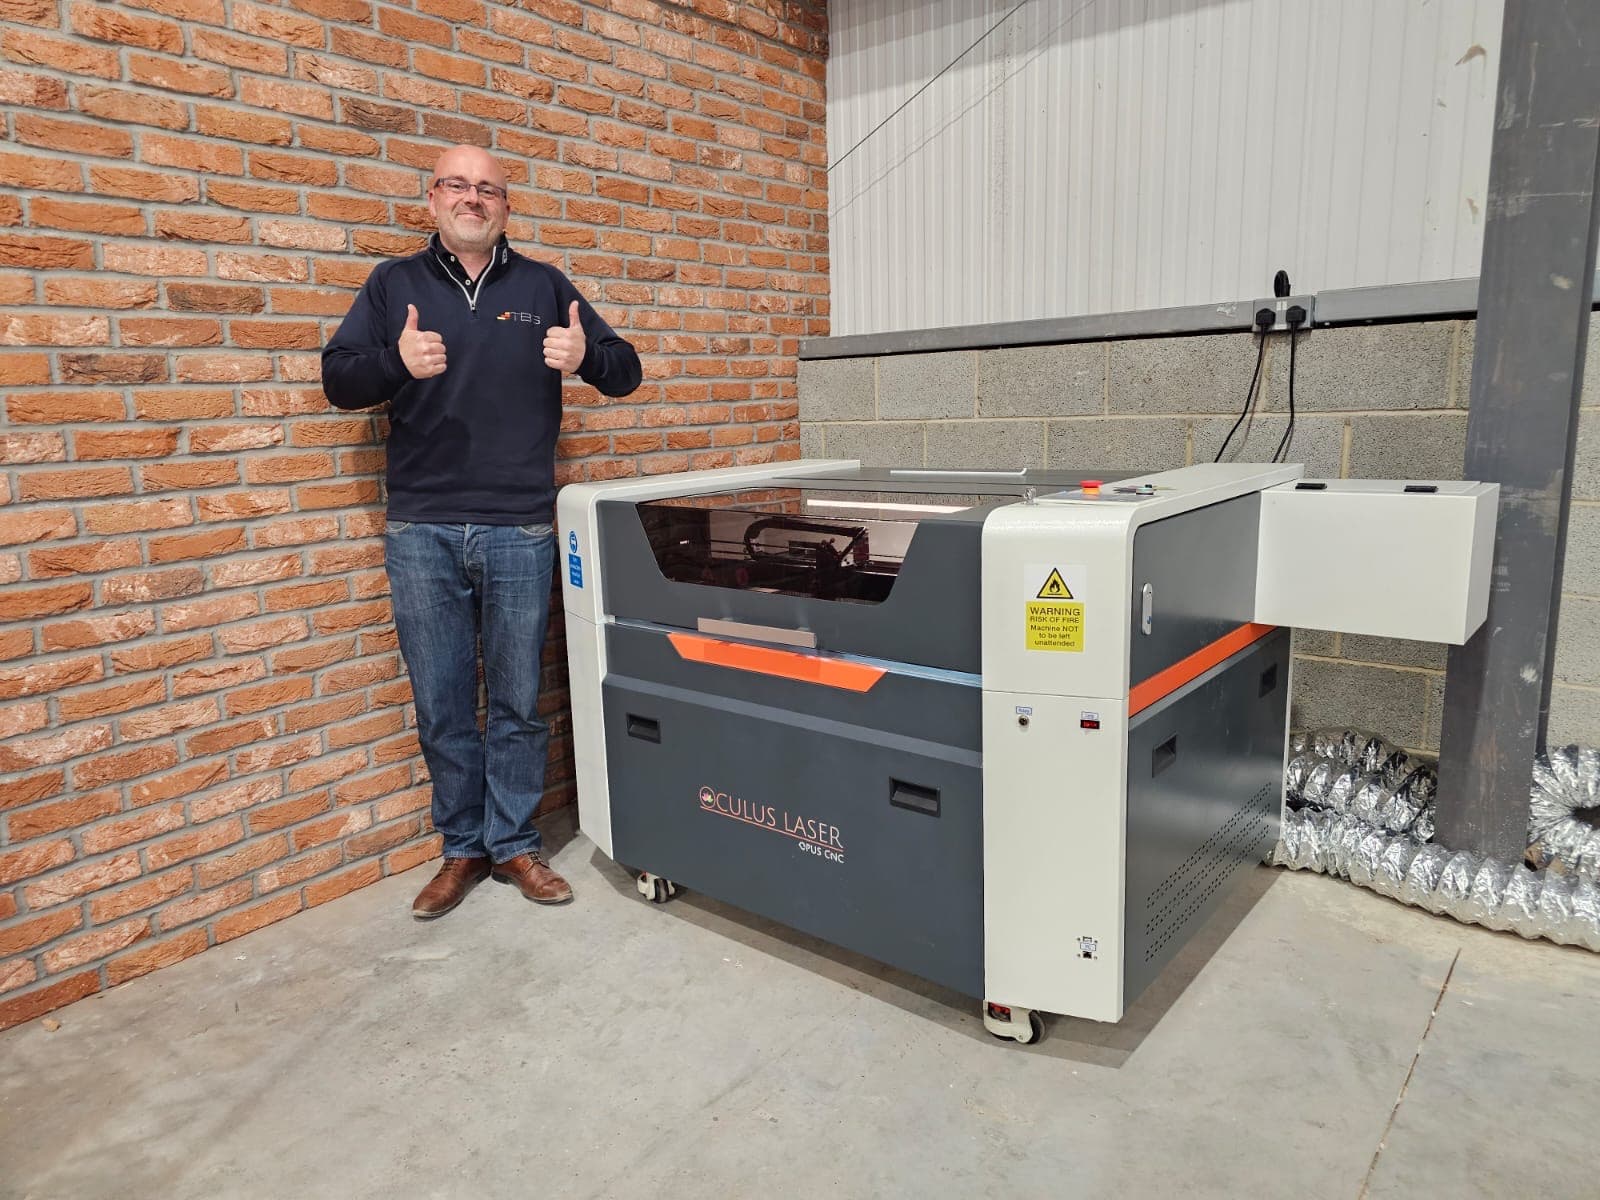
<box><xmin>634</xmin><ymin>486</ymin><xmax>994</xmax><ymax>605</ymax></box>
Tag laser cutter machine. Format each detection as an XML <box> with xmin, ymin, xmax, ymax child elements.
<box><xmin>557</xmin><ymin>462</ymin><xmax>1497</xmax><ymax>1041</ymax></box>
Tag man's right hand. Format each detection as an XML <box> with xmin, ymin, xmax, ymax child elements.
<box><xmin>398</xmin><ymin>303</ymin><xmax>447</xmax><ymax>379</ymax></box>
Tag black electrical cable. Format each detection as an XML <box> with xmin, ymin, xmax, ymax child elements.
<box><xmin>1214</xmin><ymin>314</ymin><xmax>1272</xmax><ymax>463</ymax></box>
<box><xmin>1272</xmin><ymin>328</ymin><xmax>1299</xmax><ymax>463</ymax></box>
<box><xmin>1271</xmin><ymin>303</ymin><xmax>1306</xmax><ymax>462</ymax></box>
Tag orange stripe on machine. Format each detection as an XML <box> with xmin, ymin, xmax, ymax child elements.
<box><xmin>667</xmin><ymin>632</ymin><xmax>886</xmax><ymax>692</ymax></box>
<box><xmin>1128</xmin><ymin>622</ymin><xmax>1278</xmax><ymax>717</ymax></box>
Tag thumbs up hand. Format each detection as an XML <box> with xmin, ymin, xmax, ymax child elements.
<box><xmin>398</xmin><ymin>303</ymin><xmax>448</xmax><ymax>379</ymax></box>
<box><xmin>543</xmin><ymin>299</ymin><xmax>586</xmax><ymax>374</ymax></box>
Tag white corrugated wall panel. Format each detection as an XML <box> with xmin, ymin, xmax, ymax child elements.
<box><xmin>826</xmin><ymin>0</ymin><xmax>1504</xmax><ymax>337</ymax></box>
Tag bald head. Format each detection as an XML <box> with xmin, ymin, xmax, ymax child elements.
<box><xmin>432</xmin><ymin>145</ymin><xmax>507</xmax><ymax>191</ymax></box>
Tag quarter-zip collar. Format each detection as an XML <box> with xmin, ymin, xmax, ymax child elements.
<box><xmin>427</xmin><ymin>233</ymin><xmax>512</xmax><ymax>314</ymax></box>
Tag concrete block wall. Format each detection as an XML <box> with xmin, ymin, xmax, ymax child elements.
<box><xmin>0</xmin><ymin>0</ymin><xmax>827</xmax><ymax>1031</ymax></box>
<box><xmin>799</xmin><ymin>320</ymin><xmax>1600</xmax><ymax>751</ymax></box>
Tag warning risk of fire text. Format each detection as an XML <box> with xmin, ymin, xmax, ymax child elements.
<box><xmin>1025</xmin><ymin>600</ymin><xmax>1084</xmax><ymax>652</ymax></box>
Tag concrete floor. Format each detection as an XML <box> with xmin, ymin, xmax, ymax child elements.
<box><xmin>3</xmin><ymin>810</ymin><xmax>1598</xmax><ymax>1200</ymax></box>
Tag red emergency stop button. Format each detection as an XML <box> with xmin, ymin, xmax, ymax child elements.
<box><xmin>1081</xmin><ymin>479</ymin><xmax>1102</xmax><ymax>494</ymax></box>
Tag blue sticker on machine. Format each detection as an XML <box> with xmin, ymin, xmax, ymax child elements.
<box><xmin>567</xmin><ymin>530</ymin><xmax>578</xmax><ymax>553</ymax></box>
<box><xmin>568</xmin><ymin>553</ymin><xmax>583</xmax><ymax>587</ymax></box>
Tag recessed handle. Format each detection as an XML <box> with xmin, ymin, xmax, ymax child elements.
<box><xmin>626</xmin><ymin>714</ymin><xmax>660</xmax><ymax>743</ymax></box>
<box><xmin>889</xmin><ymin>779</ymin><xmax>940</xmax><ymax>817</ymax></box>
<box><xmin>1152</xmin><ymin>734</ymin><xmax>1177</xmax><ymax>777</ymax></box>
<box><xmin>1259</xmin><ymin>663</ymin><xmax>1279</xmax><ymax>697</ymax></box>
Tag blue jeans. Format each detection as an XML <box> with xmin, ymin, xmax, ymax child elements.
<box><xmin>384</xmin><ymin>521</ymin><xmax>555</xmax><ymax>863</ymax></box>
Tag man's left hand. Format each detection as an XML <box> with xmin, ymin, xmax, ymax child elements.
<box><xmin>543</xmin><ymin>300</ymin><xmax>586</xmax><ymax>373</ymax></box>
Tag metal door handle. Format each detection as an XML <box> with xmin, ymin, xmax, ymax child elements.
<box><xmin>1141</xmin><ymin>583</ymin><xmax>1154</xmax><ymax>635</ymax></box>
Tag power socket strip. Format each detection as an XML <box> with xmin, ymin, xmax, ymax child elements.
<box><xmin>1253</xmin><ymin>294</ymin><xmax>1315</xmax><ymax>333</ymax></box>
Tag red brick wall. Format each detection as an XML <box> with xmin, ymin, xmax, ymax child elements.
<box><xmin>0</xmin><ymin>0</ymin><xmax>829</xmax><ymax>1031</ymax></box>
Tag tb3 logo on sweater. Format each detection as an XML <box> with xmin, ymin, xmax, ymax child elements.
<box><xmin>496</xmin><ymin>311</ymin><xmax>542</xmax><ymax>324</ymax></box>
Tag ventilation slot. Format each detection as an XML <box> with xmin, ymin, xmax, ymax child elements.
<box><xmin>1143</xmin><ymin>782</ymin><xmax>1276</xmax><ymax>962</ymax></box>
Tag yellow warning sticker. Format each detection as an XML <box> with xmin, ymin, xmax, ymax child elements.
<box><xmin>1025</xmin><ymin>564</ymin><xmax>1086</xmax><ymax>652</ymax></box>
<box><xmin>1037</xmin><ymin>568</ymin><xmax>1074</xmax><ymax>600</ymax></box>
<box><xmin>1026</xmin><ymin>601</ymin><xmax>1085</xmax><ymax>651</ymax></box>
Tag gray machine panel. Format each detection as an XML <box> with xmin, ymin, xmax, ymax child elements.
<box><xmin>603</xmin><ymin>623</ymin><xmax>985</xmax><ymax>997</ymax></box>
<box><xmin>597</xmin><ymin>498</ymin><xmax>987</xmax><ymax>674</ymax></box>
<box><xmin>604</xmin><ymin>621</ymin><xmax>980</xmax><ymax>749</ymax></box>
<box><xmin>787</xmin><ymin>467</ymin><xmax>1136</xmax><ymax>501</ymax></box>
<box><xmin>1128</xmin><ymin>494</ymin><xmax>1262</xmax><ymax>684</ymax></box>
<box><xmin>1122</xmin><ymin>629</ymin><xmax>1289</xmax><ymax>1006</ymax></box>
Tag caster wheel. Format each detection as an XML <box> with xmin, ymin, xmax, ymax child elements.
<box><xmin>982</xmin><ymin>1001</ymin><xmax>1043</xmax><ymax>1045</ymax></box>
<box><xmin>636</xmin><ymin>871</ymin><xmax>676</xmax><ymax>904</ymax></box>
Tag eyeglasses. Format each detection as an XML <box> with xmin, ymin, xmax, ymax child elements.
<box><xmin>432</xmin><ymin>177</ymin><xmax>507</xmax><ymax>203</ymax></box>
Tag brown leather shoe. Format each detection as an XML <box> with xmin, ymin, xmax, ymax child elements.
<box><xmin>491</xmin><ymin>852</ymin><xmax>573</xmax><ymax>905</ymax></box>
<box><xmin>411</xmin><ymin>856</ymin><xmax>491</xmax><ymax>919</ymax></box>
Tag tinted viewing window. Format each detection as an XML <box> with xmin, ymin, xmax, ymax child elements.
<box><xmin>637</xmin><ymin>488</ymin><xmax>997</xmax><ymax>604</ymax></box>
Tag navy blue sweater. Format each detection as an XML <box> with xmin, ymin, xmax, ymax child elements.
<box><xmin>321</xmin><ymin>235</ymin><xmax>641</xmax><ymax>525</ymax></box>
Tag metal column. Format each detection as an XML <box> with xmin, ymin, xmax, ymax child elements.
<box><xmin>1437</xmin><ymin>1</ymin><xmax>1600</xmax><ymax>858</ymax></box>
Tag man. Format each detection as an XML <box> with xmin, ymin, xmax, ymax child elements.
<box><xmin>321</xmin><ymin>145</ymin><xmax>642</xmax><ymax>918</ymax></box>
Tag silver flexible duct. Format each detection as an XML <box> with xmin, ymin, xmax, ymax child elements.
<box><xmin>1530</xmin><ymin>746</ymin><xmax>1600</xmax><ymax>881</ymax></box>
<box><xmin>1270</xmin><ymin>731</ymin><xmax>1600</xmax><ymax>952</ymax></box>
